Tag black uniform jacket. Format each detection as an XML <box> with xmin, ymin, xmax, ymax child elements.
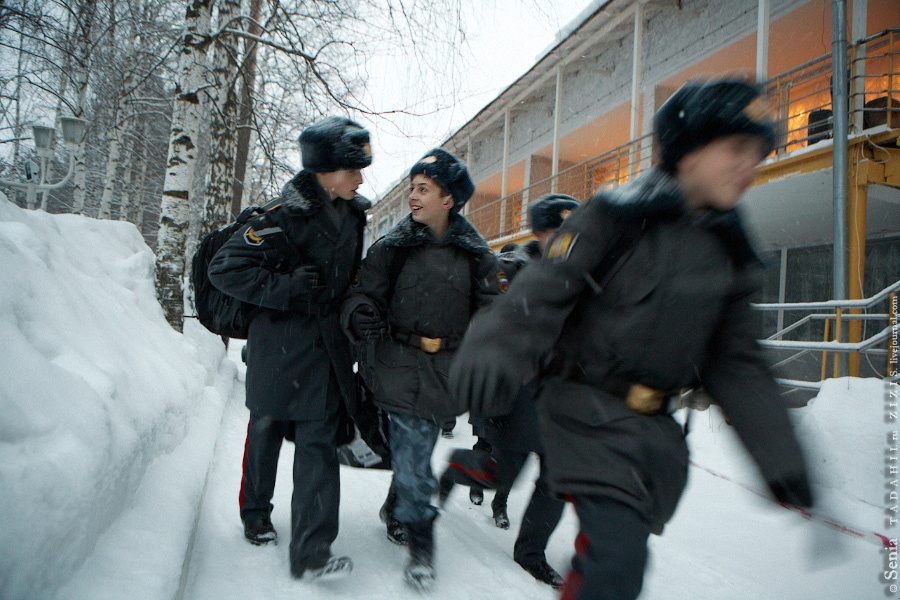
<box><xmin>208</xmin><ymin>169</ymin><xmax>370</xmax><ymax>420</ymax></box>
<box><xmin>342</xmin><ymin>214</ymin><xmax>502</xmax><ymax>422</ymax></box>
<box><xmin>457</xmin><ymin>168</ymin><xmax>810</xmax><ymax>534</ymax></box>
<box><xmin>477</xmin><ymin>238</ymin><xmax>544</xmax><ymax>453</ymax></box>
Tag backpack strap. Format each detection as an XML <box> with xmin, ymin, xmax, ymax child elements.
<box><xmin>253</xmin><ymin>209</ymin><xmax>305</xmax><ymax>271</ymax></box>
<box><xmin>466</xmin><ymin>251</ymin><xmax>481</xmax><ymax>316</ymax></box>
<box><xmin>583</xmin><ymin>220</ymin><xmax>644</xmax><ymax>294</ymax></box>
<box><xmin>386</xmin><ymin>246</ymin><xmax>411</xmax><ymax>304</ymax></box>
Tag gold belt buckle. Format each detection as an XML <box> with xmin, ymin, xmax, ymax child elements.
<box><xmin>625</xmin><ymin>383</ymin><xmax>665</xmax><ymax>415</ymax></box>
<box><xmin>419</xmin><ymin>336</ymin><xmax>442</xmax><ymax>353</ymax></box>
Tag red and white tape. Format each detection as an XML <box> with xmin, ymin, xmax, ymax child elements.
<box><xmin>689</xmin><ymin>460</ymin><xmax>896</xmax><ymax>550</ymax></box>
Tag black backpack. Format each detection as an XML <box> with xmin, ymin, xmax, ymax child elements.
<box><xmin>190</xmin><ymin>205</ymin><xmax>264</xmax><ymax>339</ymax></box>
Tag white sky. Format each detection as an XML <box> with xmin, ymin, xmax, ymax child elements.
<box><xmin>355</xmin><ymin>0</ymin><xmax>593</xmax><ymax>200</ymax></box>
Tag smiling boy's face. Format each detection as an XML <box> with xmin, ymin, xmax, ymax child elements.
<box><xmin>408</xmin><ymin>174</ymin><xmax>453</xmax><ymax>230</ymax></box>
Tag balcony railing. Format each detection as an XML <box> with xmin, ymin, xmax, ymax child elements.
<box><xmin>468</xmin><ymin>28</ymin><xmax>899</xmax><ymax>246</ymax></box>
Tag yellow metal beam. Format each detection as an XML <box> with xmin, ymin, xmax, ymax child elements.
<box><xmin>847</xmin><ymin>155</ymin><xmax>867</xmax><ymax>376</ymax></box>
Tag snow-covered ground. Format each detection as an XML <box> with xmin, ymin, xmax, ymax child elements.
<box><xmin>0</xmin><ymin>200</ymin><xmax>895</xmax><ymax>599</ymax></box>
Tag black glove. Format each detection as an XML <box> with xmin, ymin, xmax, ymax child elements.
<box><xmin>350</xmin><ymin>305</ymin><xmax>386</xmax><ymax>339</ymax></box>
<box><xmin>450</xmin><ymin>347</ymin><xmax>520</xmax><ymax>418</ymax></box>
<box><xmin>291</xmin><ymin>265</ymin><xmax>323</xmax><ymax>297</ymax></box>
<box><xmin>768</xmin><ymin>473</ymin><xmax>814</xmax><ymax>508</ymax></box>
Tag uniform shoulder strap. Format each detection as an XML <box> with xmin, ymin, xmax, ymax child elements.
<box><xmin>386</xmin><ymin>246</ymin><xmax>410</xmax><ymax>303</ymax></box>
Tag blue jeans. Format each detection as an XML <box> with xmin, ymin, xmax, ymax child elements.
<box><xmin>388</xmin><ymin>412</ymin><xmax>440</xmax><ymax>523</ymax></box>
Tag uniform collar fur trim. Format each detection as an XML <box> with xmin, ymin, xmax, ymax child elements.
<box><xmin>596</xmin><ymin>168</ymin><xmax>762</xmax><ymax>269</ymax></box>
<box><xmin>381</xmin><ymin>213</ymin><xmax>490</xmax><ymax>254</ymax></box>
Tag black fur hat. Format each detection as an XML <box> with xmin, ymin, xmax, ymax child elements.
<box><xmin>529</xmin><ymin>194</ymin><xmax>579</xmax><ymax>232</ymax></box>
<box><xmin>409</xmin><ymin>148</ymin><xmax>475</xmax><ymax>214</ymax></box>
<box><xmin>654</xmin><ymin>78</ymin><xmax>776</xmax><ymax>172</ymax></box>
<box><xmin>299</xmin><ymin>116</ymin><xmax>372</xmax><ymax>173</ymax></box>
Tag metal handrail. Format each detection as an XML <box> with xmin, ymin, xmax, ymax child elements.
<box><xmin>758</xmin><ymin>325</ymin><xmax>892</xmax><ymax>352</ymax></box>
<box><xmin>752</xmin><ymin>278</ymin><xmax>899</xmax><ymax>387</ymax></box>
<box><xmin>767</xmin><ymin>313</ymin><xmax>889</xmax><ymax>341</ymax></box>
<box><xmin>753</xmin><ymin>279</ymin><xmax>900</xmax><ymax>311</ymax></box>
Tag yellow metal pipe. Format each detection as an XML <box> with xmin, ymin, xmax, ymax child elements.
<box><xmin>834</xmin><ymin>308</ymin><xmax>843</xmax><ymax>380</ymax></box>
<box><xmin>847</xmin><ymin>151</ymin><xmax>868</xmax><ymax>377</ymax></box>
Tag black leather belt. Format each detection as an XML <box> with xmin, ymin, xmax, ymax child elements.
<box><xmin>548</xmin><ymin>357</ymin><xmax>678</xmax><ymax>416</ymax></box>
<box><xmin>392</xmin><ymin>330</ymin><xmax>461</xmax><ymax>354</ymax></box>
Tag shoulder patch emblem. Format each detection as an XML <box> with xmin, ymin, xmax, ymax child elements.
<box><xmin>546</xmin><ymin>232</ymin><xmax>578</xmax><ymax>261</ymax></box>
<box><xmin>497</xmin><ymin>271</ymin><xmax>510</xmax><ymax>293</ymax></box>
<box><xmin>244</xmin><ymin>227</ymin><xmax>264</xmax><ymax>246</ymax></box>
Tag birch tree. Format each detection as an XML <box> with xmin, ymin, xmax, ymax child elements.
<box><xmin>200</xmin><ymin>0</ymin><xmax>241</xmax><ymax>236</ymax></box>
<box><xmin>155</xmin><ymin>0</ymin><xmax>214</xmax><ymax>330</ymax></box>
<box><xmin>68</xmin><ymin>0</ymin><xmax>96</xmax><ymax>214</ymax></box>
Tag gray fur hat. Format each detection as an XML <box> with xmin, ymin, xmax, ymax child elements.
<box><xmin>299</xmin><ymin>116</ymin><xmax>372</xmax><ymax>173</ymax></box>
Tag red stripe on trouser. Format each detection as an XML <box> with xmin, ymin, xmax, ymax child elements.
<box><xmin>559</xmin><ymin>532</ymin><xmax>589</xmax><ymax>600</ymax></box>
<box><xmin>238</xmin><ymin>420</ymin><xmax>250</xmax><ymax>511</ymax></box>
<box><xmin>448</xmin><ymin>462</ymin><xmax>497</xmax><ymax>482</ymax></box>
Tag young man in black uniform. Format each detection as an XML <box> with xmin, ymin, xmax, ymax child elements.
<box><xmin>450</xmin><ymin>78</ymin><xmax>814</xmax><ymax>600</ymax></box>
<box><xmin>208</xmin><ymin>116</ymin><xmax>372</xmax><ymax>581</ymax></box>
<box><xmin>342</xmin><ymin>148</ymin><xmax>502</xmax><ymax>591</ymax></box>
<box><xmin>438</xmin><ymin>194</ymin><xmax>580</xmax><ymax>590</ymax></box>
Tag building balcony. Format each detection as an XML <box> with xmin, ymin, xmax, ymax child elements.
<box><xmin>466</xmin><ymin>28</ymin><xmax>900</xmax><ymax>250</ymax></box>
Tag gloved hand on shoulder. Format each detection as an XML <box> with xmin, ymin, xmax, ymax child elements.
<box><xmin>350</xmin><ymin>305</ymin><xmax>386</xmax><ymax>339</ymax></box>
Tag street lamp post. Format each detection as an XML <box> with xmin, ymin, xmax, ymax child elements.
<box><xmin>0</xmin><ymin>116</ymin><xmax>89</xmax><ymax>211</ymax></box>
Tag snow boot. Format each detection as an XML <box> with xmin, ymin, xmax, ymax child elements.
<box><xmin>380</xmin><ymin>484</ymin><xmax>408</xmax><ymax>545</ymax></box>
<box><xmin>469</xmin><ymin>486</ymin><xmax>484</xmax><ymax>505</ymax></box>
<box><xmin>404</xmin><ymin>518</ymin><xmax>436</xmax><ymax>592</ymax></box>
<box><xmin>242</xmin><ymin>515</ymin><xmax>277</xmax><ymax>545</ymax></box>
<box><xmin>437</xmin><ymin>470</ymin><xmax>454</xmax><ymax>507</ymax></box>
<box><xmin>516</xmin><ymin>558</ymin><xmax>564</xmax><ymax>589</ymax></box>
<box><xmin>491</xmin><ymin>502</ymin><xmax>510</xmax><ymax>529</ymax></box>
<box><xmin>291</xmin><ymin>555</ymin><xmax>353</xmax><ymax>581</ymax></box>
<box><xmin>386</xmin><ymin>518</ymin><xmax>408</xmax><ymax>545</ymax></box>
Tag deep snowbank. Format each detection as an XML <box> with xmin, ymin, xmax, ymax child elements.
<box><xmin>0</xmin><ymin>199</ymin><xmax>233</xmax><ymax>599</ymax></box>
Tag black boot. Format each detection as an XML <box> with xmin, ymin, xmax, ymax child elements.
<box><xmin>516</xmin><ymin>558</ymin><xmax>564</xmax><ymax>589</ymax></box>
<box><xmin>437</xmin><ymin>470</ymin><xmax>454</xmax><ymax>507</ymax></box>
<box><xmin>380</xmin><ymin>484</ymin><xmax>408</xmax><ymax>545</ymax></box>
<box><xmin>491</xmin><ymin>500</ymin><xmax>510</xmax><ymax>529</ymax></box>
<box><xmin>404</xmin><ymin>517</ymin><xmax>436</xmax><ymax>591</ymax></box>
<box><xmin>242</xmin><ymin>514</ymin><xmax>277</xmax><ymax>545</ymax></box>
<box><xmin>469</xmin><ymin>486</ymin><xmax>484</xmax><ymax>505</ymax></box>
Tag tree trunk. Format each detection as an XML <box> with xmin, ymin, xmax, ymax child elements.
<box><xmin>155</xmin><ymin>0</ymin><xmax>214</xmax><ymax>331</ymax></box>
<box><xmin>14</xmin><ymin>29</ymin><xmax>25</xmax><ymax>208</ymax></box>
<box><xmin>100</xmin><ymin>13</ymin><xmax>136</xmax><ymax>221</ymax></box>
<box><xmin>70</xmin><ymin>0</ymin><xmax>97</xmax><ymax>215</ymax></box>
<box><xmin>202</xmin><ymin>0</ymin><xmax>242</xmax><ymax>236</ymax></box>
<box><xmin>99</xmin><ymin>106</ymin><xmax>124</xmax><ymax>219</ymax></box>
<box><xmin>230</xmin><ymin>0</ymin><xmax>262</xmax><ymax>218</ymax></box>
<box><xmin>120</xmin><ymin>116</ymin><xmax>142</xmax><ymax>222</ymax></box>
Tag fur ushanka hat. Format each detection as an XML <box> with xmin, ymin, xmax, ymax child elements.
<box><xmin>654</xmin><ymin>78</ymin><xmax>776</xmax><ymax>172</ymax></box>
<box><xmin>409</xmin><ymin>148</ymin><xmax>475</xmax><ymax>214</ymax></box>
<box><xmin>299</xmin><ymin>116</ymin><xmax>372</xmax><ymax>173</ymax></box>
